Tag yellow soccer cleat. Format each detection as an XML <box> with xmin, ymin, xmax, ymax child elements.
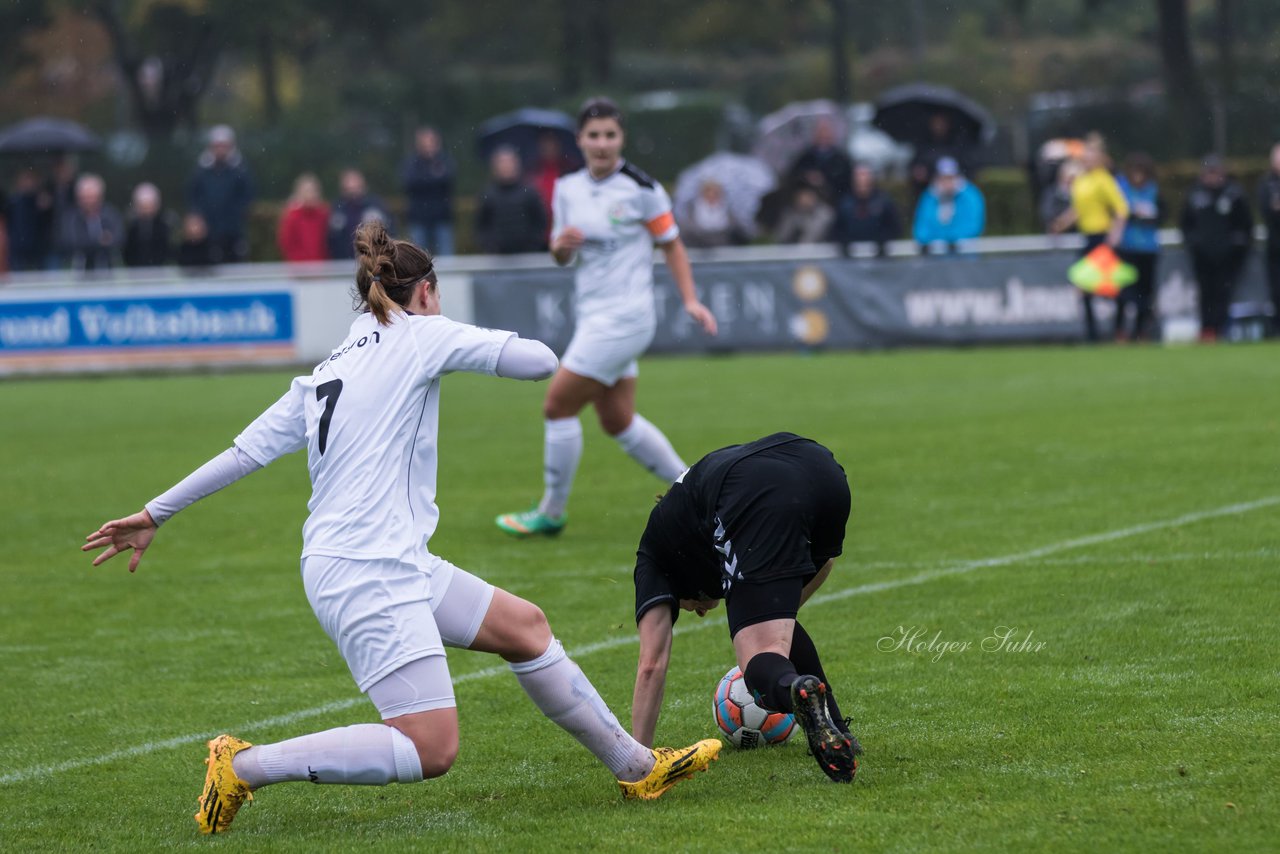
<box><xmin>194</xmin><ymin>734</ymin><xmax>254</xmax><ymax>834</ymax></box>
<box><xmin>618</xmin><ymin>738</ymin><xmax>721</xmax><ymax>801</ymax></box>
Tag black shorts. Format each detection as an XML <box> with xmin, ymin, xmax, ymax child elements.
<box><xmin>715</xmin><ymin>440</ymin><xmax>849</xmax><ymax>587</ymax></box>
<box><xmin>726</xmin><ymin>575</ymin><xmax>806</xmax><ymax>637</ymax></box>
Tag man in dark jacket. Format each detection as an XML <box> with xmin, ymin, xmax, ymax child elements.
<box><xmin>475</xmin><ymin>148</ymin><xmax>547</xmax><ymax>255</ymax></box>
<box><xmin>327</xmin><ymin>169</ymin><xmax>391</xmax><ymax>260</ymax></box>
<box><xmin>1180</xmin><ymin>155</ymin><xmax>1254</xmax><ymax>341</ymax></box>
<box><xmin>1259</xmin><ymin>142</ymin><xmax>1280</xmax><ymax>336</ymax></box>
<box><xmin>58</xmin><ymin>173</ymin><xmax>123</xmax><ymax>272</ymax></box>
<box><xmin>186</xmin><ymin>125</ymin><xmax>253</xmax><ymax>264</ymax></box>
<box><xmin>401</xmin><ymin>127</ymin><xmax>455</xmax><ymax>256</ymax></box>
<box><xmin>5</xmin><ymin>168</ymin><xmax>48</xmax><ymax>271</ymax></box>
<box><xmin>832</xmin><ymin>165</ymin><xmax>901</xmax><ymax>256</ymax></box>
<box><xmin>787</xmin><ymin>118</ymin><xmax>852</xmax><ymax>205</ymax></box>
<box><xmin>123</xmin><ymin>182</ymin><xmax>173</xmax><ymax>267</ymax></box>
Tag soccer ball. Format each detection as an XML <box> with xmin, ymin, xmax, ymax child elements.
<box><xmin>713</xmin><ymin>665</ymin><xmax>796</xmax><ymax>749</ymax></box>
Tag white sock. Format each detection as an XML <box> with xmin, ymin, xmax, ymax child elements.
<box><xmin>509</xmin><ymin>639</ymin><xmax>654</xmax><ymax>783</ymax></box>
<box><xmin>538</xmin><ymin>417</ymin><xmax>582</xmax><ymax>518</ymax></box>
<box><xmin>231</xmin><ymin>724</ymin><xmax>423</xmax><ymax>788</ymax></box>
<box><xmin>612</xmin><ymin>414</ymin><xmax>686</xmax><ymax>482</ymax></box>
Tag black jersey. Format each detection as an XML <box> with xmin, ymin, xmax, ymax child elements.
<box><xmin>633</xmin><ymin>432</ymin><xmax>850</xmax><ymax>623</ymax></box>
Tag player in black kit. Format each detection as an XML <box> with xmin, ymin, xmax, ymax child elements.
<box><xmin>629</xmin><ymin>432</ymin><xmax>861</xmax><ymax>782</ymax></box>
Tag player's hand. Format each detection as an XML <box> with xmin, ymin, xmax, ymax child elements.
<box><xmin>82</xmin><ymin>509</ymin><xmax>157</xmax><ymax>573</ymax></box>
<box><xmin>684</xmin><ymin>300</ymin><xmax>718</xmax><ymax>336</ymax></box>
<box><xmin>552</xmin><ymin>227</ymin><xmax>585</xmax><ymax>253</ymax></box>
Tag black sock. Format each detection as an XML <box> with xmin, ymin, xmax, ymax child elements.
<box><xmin>789</xmin><ymin>621</ymin><xmax>846</xmax><ymax>726</ymax></box>
<box><xmin>743</xmin><ymin>652</ymin><xmax>798</xmax><ymax>713</ymax></box>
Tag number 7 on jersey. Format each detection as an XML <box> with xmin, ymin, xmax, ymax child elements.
<box><xmin>316</xmin><ymin>379</ymin><xmax>343</xmax><ymax>455</ymax></box>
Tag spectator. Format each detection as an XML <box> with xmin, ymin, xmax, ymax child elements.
<box><xmin>401</xmin><ymin>126</ymin><xmax>455</xmax><ymax>256</ymax></box>
<box><xmin>1259</xmin><ymin>142</ymin><xmax>1280</xmax><ymax>336</ymax></box>
<box><xmin>0</xmin><ymin>189</ymin><xmax>7</xmax><ymax>274</ymax></box>
<box><xmin>187</xmin><ymin>125</ymin><xmax>253</xmax><ymax>263</ymax></box>
<box><xmin>6</xmin><ymin>168</ymin><xmax>48</xmax><ymax>271</ymax></box>
<box><xmin>328</xmin><ymin>169</ymin><xmax>390</xmax><ymax>260</ymax></box>
<box><xmin>177</xmin><ymin>212</ymin><xmax>215</xmax><ymax>271</ymax></box>
<box><xmin>908</xmin><ymin>112</ymin><xmax>971</xmax><ymax>202</ymax></box>
<box><xmin>679</xmin><ymin>179</ymin><xmax>749</xmax><ymax>249</ymax></box>
<box><xmin>832</xmin><ymin>164</ymin><xmax>901</xmax><ymax>256</ymax></box>
<box><xmin>788</xmin><ymin>117</ymin><xmax>853</xmax><ymax>204</ymax></box>
<box><xmin>1180</xmin><ymin>155</ymin><xmax>1254</xmax><ymax>342</ymax></box>
<box><xmin>123</xmin><ymin>182</ymin><xmax>173</xmax><ymax>268</ymax></box>
<box><xmin>773</xmin><ymin>180</ymin><xmax>836</xmax><ymax>245</ymax></box>
<box><xmin>528</xmin><ymin>130</ymin><xmax>577</xmax><ymax>223</ymax></box>
<box><xmin>58</xmin><ymin>173</ymin><xmax>123</xmax><ymax>272</ymax></box>
<box><xmin>1052</xmin><ymin>135</ymin><xmax>1128</xmax><ymax>341</ymax></box>
<box><xmin>912</xmin><ymin>157</ymin><xmax>985</xmax><ymax>253</ymax></box>
<box><xmin>475</xmin><ymin>147</ymin><xmax>548</xmax><ymax>255</ymax></box>
<box><xmin>276</xmin><ymin>173</ymin><xmax>330</xmax><ymax>262</ymax></box>
<box><xmin>1114</xmin><ymin>153</ymin><xmax>1164</xmax><ymax>342</ymax></box>
<box><xmin>1039</xmin><ymin>159</ymin><xmax>1082</xmax><ymax>234</ymax></box>
<box><xmin>43</xmin><ymin>155</ymin><xmax>78</xmax><ymax>268</ymax></box>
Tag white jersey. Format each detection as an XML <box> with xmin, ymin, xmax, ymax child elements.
<box><xmin>233</xmin><ymin>312</ymin><xmax>513</xmax><ymax>563</ymax></box>
<box><xmin>552</xmin><ymin>160</ymin><xmax>678</xmax><ymax>328</ymax></box>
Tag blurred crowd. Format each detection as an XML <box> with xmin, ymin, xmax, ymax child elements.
<box><xmin>2</xmin><ymin>116</ymin><xmax>1278</xmax><ymax>340</ymax></box>
<box><xmin>1039</xmin><ymin>133</ymin><xmax>1269</xmax><ymax>342</ymax></box>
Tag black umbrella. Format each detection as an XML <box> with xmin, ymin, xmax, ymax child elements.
<box><xmin>475</xmin><ymin>108</ymin><xmax>581</xmax><ymax>170</ymax></box>
<box><xmin>0</xmin><ymin>117</ymin><xmax>101</xmax><ymax>154</ymax></box>
<box><xmin>872</xmin><ymin>84</ymin><xmax>996</xmax><ymax>148</ymax></box>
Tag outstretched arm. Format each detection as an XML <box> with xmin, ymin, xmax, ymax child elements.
<box><xmin>631</xmin><ymin>605</ymin><xmax>675</xmax><ymax>747</ymax></box>
<box><xmin>81</xmin><ymin>445</ymin><xmax>263</xmax><ymax>572</ymax></box>
<box><xmin>494</xmin><ymin>336</ymin><xmax>558</xmax><ymax>381</ymax></box>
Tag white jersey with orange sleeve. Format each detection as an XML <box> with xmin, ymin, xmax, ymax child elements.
<box><xmin>232</xmin><ymin>311</ymin><xmax>514</xmax><ymax>564</ymax></box>
<box><xmin>551</xmin><ymin>160</ymin><xmax>678</xmax><ymax>331</ymax></box>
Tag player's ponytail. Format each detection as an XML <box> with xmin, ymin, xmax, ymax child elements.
<box><xmin>353</xmin><ymin>220</ymin><xmax>437</xmax><ymax>326</ymax></box>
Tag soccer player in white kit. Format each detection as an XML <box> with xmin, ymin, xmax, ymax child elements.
<box><xmin>82</xmin><ymin>222</ymin><xmax>719</xmax><ymax>835</ymax></box>
<box><xmin>495</xmin><ymin>97</ymin><xmax>718</xmax><ymax>538</ymax></box>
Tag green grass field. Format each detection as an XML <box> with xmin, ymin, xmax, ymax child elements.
<box><xmin>2</xmin><ymin>343</ymin><xmax>1278</xmax><ymax>852</ymax></box>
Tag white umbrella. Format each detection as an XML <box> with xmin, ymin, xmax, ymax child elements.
<box><xmin>673</xmin><ymin>152</ymin><xmax>776</xmax><ymax>237</ymax></box>
<box><xmin>752</xmin><ymin>100</ymin><xmax>848</xmax><ymax>175</ymax></box>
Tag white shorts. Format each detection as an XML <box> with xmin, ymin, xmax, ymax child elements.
<box><xmin>302</xmin><ymin>555</ymin><xmax>445</xmax><ymax>693</ymax></box>
<box><xmin>301</xmin><ymin>552</ymin><xmax>497</xmax><ymax>715</ymax></box>
<box><xmin>561</xmin><ymin>317</ymin><xmax>655</xmax><ymax>386</ymax></box>
<box><xmin>363</xmin><ymin>560</ymin><xmax>497</xmax><ymax>719</ymax></box>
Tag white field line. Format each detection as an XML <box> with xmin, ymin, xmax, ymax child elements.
<box><xmin>4</xmin><ymin>494</ymin><xmax>1276</xmax><ymax>786</ymax></box>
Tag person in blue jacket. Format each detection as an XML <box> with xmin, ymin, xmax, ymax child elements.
<box><xmin>1115</xmin><ymin>153</ymin><xmax>1164</xmax><ymax>341</ymax></box>
<box><xmin>912</xmin><ymin>157</ymin><xmax>985</xmax><ymax>254</ymax></box>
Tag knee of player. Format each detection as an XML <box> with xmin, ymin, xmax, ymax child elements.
<box><xmin>598</xmin><ymin>409</ymin><xmax>632</xmax><ymax>436</ymax></box>
<box><xmin>517</xmin><ymin>602</ymin><xmax>554</xmax><ymax>656</ymax></box>
<box><xmin>497</xmin><ymin>598</ymin><xmax>554</xmax><ymax>662</ymax></box>
<box><xmin>416</xmin><ymin>737</ymin><xmax>459</xmax><ymax>779</ymax></box>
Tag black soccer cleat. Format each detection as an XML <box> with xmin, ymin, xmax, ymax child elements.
<box><xmin>790</xmin><ymin>675</ymin><xmax>861</xmax><ymax>783</ymax></box>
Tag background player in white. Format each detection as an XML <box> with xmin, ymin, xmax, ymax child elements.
<box><xmin>495</xmin><ymin>97</ymin><xmax>718</xmax><ymax>538</ymax></box>
<box><xmin>82</xmin><ymin>221</ymin><xmax>719</xmax><ymax>835</ymax></box>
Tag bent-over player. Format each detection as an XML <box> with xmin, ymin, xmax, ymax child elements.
<box><xmin>630</xmin><ymin>432</ymin><xmax>861</xmax><ymax>782</ymax></box>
